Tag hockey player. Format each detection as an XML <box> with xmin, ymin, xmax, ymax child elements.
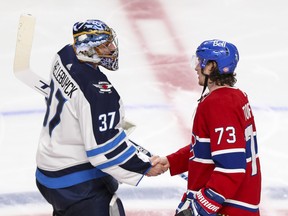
<box><xmin>35</xmin><ymin>19</ymin><xmax>165</xmax><ymax>216</ymax></box>
<box><xmin>155</xmin><ymin>39</ymin><xmax>261</xmax><ymax>215</ymax></box>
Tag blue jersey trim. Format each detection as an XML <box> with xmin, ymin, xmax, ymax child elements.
<box><xmin>86</xmin><ymin>131</ymin><xmax>126</xmax><ymax>157</ymax></box>
<box><xmin>36</xmin><ymin>167</ymin><xmax>107</xmax><ymax>189</ymax></box>
<box><xmin>246</xmin><ymin>135</ymin><xmax>258</xmax><ymax>158</ymax></box>
<box><xmin>213</xmin><ymin>152</ymin><xmax>246</xmax><ymax>170</ymax></box>
<box><xmin>96</xmin><ymin>145</ymin><xmax>137</xmax><ymax>169</ymax></box>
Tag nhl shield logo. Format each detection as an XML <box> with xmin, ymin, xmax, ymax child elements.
<box><xmin>93</xmin><ymin>81</ymin><xmax>113</xmax><ymax>93</ymax></box>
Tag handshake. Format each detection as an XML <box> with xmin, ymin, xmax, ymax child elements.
<box><xmin>146</xmin><ymin>156</ymin><xmax>170</xmax><ymax>176</ymax></box>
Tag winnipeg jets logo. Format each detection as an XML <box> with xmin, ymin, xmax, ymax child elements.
<box><xmin>93</xmin><ymin>81</ymin><xmax>112</xmax><ymax>93</ymax></box>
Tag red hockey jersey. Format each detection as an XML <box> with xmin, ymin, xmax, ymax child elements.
<box><xmin>167</xmin><ymin>87</ymin><xmax>261</xmax><ymax>215</ymax></box>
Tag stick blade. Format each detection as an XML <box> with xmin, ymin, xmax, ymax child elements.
<box><xmin>13</xmin><ymin>14</ymin><xmax>36</xmax><ymax>72</ymax></box>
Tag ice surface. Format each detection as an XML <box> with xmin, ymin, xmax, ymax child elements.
<box><xmin>1</xmin><ymin>0</ymin><xmax>288</xmax><ymax>215</ymax></box>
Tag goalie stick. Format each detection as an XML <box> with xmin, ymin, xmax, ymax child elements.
<box><xmin>13</xmin><ymin>14</ymin><xmax>188</xmax><ymax>181</ymax></box>
<box><xmin>13</xmin><ymin>14</ymin><xmax>50</xmax><ymax>97</ymax></box>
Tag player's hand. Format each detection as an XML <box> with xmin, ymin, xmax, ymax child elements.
<box><xmin>146</xmin><ymin>156</ymin><xmax>168</xmax><ymax>176</ymax></box>
<box><xmin>175</xmin><ymin>188</ymin><xmax>224</xmax><ymax>216</ymax></box>
<box><xmin>159</xmin><ymin>156</ymin><xmax>170</xmax><ymax>170</ymax></box>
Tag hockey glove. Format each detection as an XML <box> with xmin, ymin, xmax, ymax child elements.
<box><xmin>176</xmin><ymin>188</ymin><xmax>225</xmax><ymax>216</ymax></box>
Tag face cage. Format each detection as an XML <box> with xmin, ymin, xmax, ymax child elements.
<box><xmin>94</xmin><ymin>29</ymin><xmax>119</xmax><ymax>71</ymax></box>
<box><xmin>95</xmin><ymin>28</ymin><xmax>118</xmax><ymax>60</ymax></box>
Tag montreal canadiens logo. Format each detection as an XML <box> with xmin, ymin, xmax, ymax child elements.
<box><xmin>189</xmin><ymin>133</ymin><xmax>196</xmax><ymax>160</ymax></box>
<box><xmin>93</xmin><ymin>81</ymin><xmax>113</xmax><ymax>93</ymax></box>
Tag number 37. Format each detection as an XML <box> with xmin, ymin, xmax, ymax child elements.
<box><xmin>99</xmin><ymin>112</ymin><xmax>116</xmax><ymax>132</ymax></box>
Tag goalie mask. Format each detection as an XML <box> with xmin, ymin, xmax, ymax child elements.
<box><xmin>73</xmin><ymin>19</ymin><xmax>119</xmax><ymax>71</ymax></box>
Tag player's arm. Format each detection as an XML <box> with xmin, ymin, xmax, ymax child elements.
<box><xmin>166</xmin><ymin>144</ymin><xmax>190</xmax><ymax>175</ymax></box>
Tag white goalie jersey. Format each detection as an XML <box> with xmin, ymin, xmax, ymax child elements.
<box><xmin>36</xmin><ymin>45</ymin><xmax>151</xmax><ymax>189</ymax></box>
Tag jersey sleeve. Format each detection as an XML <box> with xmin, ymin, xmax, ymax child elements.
<box><xmin>166</xmin><ymin>145</ymin><xmax>190</xmax><ymax>175</ymax></box>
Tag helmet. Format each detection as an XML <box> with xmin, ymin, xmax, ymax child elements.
<box><xmin>196</xmin><ymin>39</ymin><xmax>239</xmax><ymax>74</ymax></box>
<box><xmin>73</xmin><ymin>19</ymin><xmax>119</xmax><ymax>71</ymax></box>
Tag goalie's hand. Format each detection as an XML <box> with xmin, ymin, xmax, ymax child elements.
<box><xmin>176</xmin><ymin>188</ymin><xmax>225</xmax><ymax>216</ymax></box>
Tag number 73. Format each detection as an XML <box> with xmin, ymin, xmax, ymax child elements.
<box><xmin>214</xmin><ymin>127</ymin><xmax>236</xmax><ymax>144</ymax></box>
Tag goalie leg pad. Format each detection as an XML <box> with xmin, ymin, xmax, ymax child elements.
<box><xmin>109</xmin><ymin>194</ymin><xmax>125</xmax><ymax>216</ymax></box>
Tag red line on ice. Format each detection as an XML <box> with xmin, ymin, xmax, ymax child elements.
<box><xmin>119</xmin><ymin>0</ymin><xmax>198</xmax><ymax>137</ymax></box>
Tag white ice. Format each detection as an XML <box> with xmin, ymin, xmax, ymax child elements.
<box><xmin>0</xmin><ymin>0</ymin><xmax>288</xmax><ymax>215</ymax></box>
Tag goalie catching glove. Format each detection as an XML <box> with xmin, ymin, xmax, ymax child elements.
<box><xmin>175</xmin><ymin>188</ymin><xmax>225</xmax><ymax>216</ymax></box>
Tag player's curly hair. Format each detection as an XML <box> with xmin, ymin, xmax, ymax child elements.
<box><xmin>208</xmin><ymin>60</ymin><xmax>237</xmax><ymax>87</ymax></box>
